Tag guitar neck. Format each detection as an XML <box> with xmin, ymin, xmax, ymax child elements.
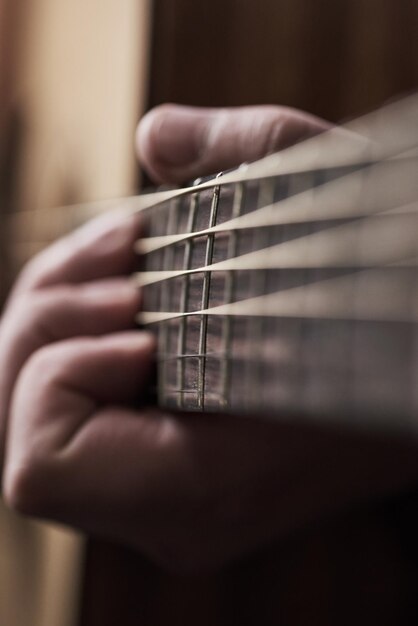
<box><xmin>139</xmin><ymin>156</ymin><xmax>418</xmax><ymax>433</ymax></box>
<box><xmin>7</xmin><ymin>94</ymin><xmax>418</xmax><ymax>432</ymax></box>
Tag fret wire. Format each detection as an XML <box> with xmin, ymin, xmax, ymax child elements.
<box><xmin>177</xmin><ymin>182</ymin><xmax>200</xmax><ymax>408</ymax></box>
<box><xmin>158</xmin><ymin>197</ymin><xmax>180</xmax><ymax>407</ymax></box>
<box><xmin>135</xmin><ymin>157</ymin><xmax>418</xmax><ymax>256</ymax></box>
<box><xmin>198</xmin><ymin>174</ymin><xmax>222</xmax><ymax>409</ymax></box>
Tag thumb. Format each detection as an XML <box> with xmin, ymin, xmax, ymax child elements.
<box><xmin>136</xmin><ymin>104</ymin><xmax>330</xmax><ymax>184</ymax></box>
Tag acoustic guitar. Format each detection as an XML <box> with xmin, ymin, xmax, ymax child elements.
<box><xmin>6</xmin><ymin>94</ymin><xmax>418</xmax><ymax>626</ymax></box>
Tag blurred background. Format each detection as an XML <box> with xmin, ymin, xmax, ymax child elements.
<box><xmin>1</xmin><ymin>1</ymin><xmax>418</xmax><ymax>625</ymax></box>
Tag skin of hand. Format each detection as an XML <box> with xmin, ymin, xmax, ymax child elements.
<box><xmin>2</xmin><ymin>104</ymin><xmax>418</xmax><ymax>573</ymax></box>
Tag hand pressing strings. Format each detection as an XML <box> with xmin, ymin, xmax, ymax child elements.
<box><xmin>1</xmin><ymin>104</ymin><xmax>418</xmax><ymax>573</ymax></box>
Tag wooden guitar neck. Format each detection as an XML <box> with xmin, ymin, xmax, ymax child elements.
<box><xmin>139</xmin><ymin>158</ymin><xmax>418</xmax><ymax>431</ymax></box>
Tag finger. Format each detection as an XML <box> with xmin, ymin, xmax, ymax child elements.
<box><xmin>3</xmin><ymin>331</ymin><xmax>155</xmax><ymax>514</ymax></box>
<box><xmin>12</xmin><ymin>210</ymin><xmax>141</xmax><ymax>299</ymax></box>
<box><xmin>136</xmin><ymin>104</ymin><xmax>330</xmax><ymax>184</ymax></box>
<box><xmin>0</xmin><ymin>280</ymin><xmax>140</xmax><ymax>465</ymax></box>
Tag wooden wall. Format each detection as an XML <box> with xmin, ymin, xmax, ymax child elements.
<box><xmin>149</xmin><ymin>0</ymin><xmax>418</xmax><ymax>122</ymax></box>
<box><xmin>0</xmin><ymin>0</ymin><xmax>23</xmax><ymax>301</ymax></box>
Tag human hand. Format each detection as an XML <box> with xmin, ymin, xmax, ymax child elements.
<box><xmin>3</xmin><ymin>105</ymin><xmax>418</xmax><ymax>572</ymax></box>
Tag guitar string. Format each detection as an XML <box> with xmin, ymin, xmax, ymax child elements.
<box><xmin>139</xmin><ymin>94</ymin><xmax>418</xmax><ymax>407</ymax></box>
<box><xmin>135</xmin><ymin>156</ymin><xmax>418</xmax><ymax>255</ymax></box>
<box><xmin>9</xmin><ymin>191</ymin><xmax>418</xmax><ymax>251</ymax></box>
<box><xmin>136</xmin><ymin>264</ymin><xmax>418</xmax><ymax>326</ymax></box>
<box><xmin>9</xmin><ymin>149</ymin><xmax>418</xmax><ymax>252</ymax></box>
<box><xmin>133</xmin><ymin>208</ymin><xmax>418</xmax><ymax>288</ymax></box>
<box><xmin>5</xmin><ymin>97</ymin><xmax>418</xmax><ymax>413</ymax></box>
<box><xmin>6</xmin><ymin>93</ymin><xmax>418</xmax><ymax>231</ymax></box>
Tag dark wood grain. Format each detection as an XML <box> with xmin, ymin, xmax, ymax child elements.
<box><xmin>149</xmin><ymin>0</ymin><xmax>418</xmax><ymax>122</ymax></box>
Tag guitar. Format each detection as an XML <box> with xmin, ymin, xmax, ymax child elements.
<box><xmin>6</xmin><ymin>93</ymin><xmax>418</xmax><ymax>626</ymax></box>
<box><xmin>44</xmin><ymin>94</ymin><xmax>418</xmax><ymax>433</ymax></box>
<box><xmin>8</xmin><ymin>95</ymin><xmax>418</xmax><ymax>431</ymax></box>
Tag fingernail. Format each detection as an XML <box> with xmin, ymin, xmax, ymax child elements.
<box><xmin>153</xmin><ymin>107</ymin><xmax>207</xmax><ymax>166</ymax></box>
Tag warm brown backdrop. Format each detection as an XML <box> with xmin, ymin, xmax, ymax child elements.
<box><xmin>149</xmin><ymin>0</ymin><xmax>418</xmax><ymax>121</ymax></box>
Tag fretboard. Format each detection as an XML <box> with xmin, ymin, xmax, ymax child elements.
<box><xmin>137</xmin><ymin>156</ymin><xmax>418</xmax><ymax>433</ymax></box>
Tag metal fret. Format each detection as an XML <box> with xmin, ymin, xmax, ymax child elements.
<box><xmin>158</xmin><ymin>198</ymin><xmax>180</xmax><ymax>407</ymax></box>
<box><xmin>177</xmin><ymin>180</ymin><xmax>201</xmax><ymax>409</ymax></box>
<box><xmin>197</xmin><ymin>174</ymin><xmax>222</xmax><ymax>409</ymax></box>
<box><xmin>139</xmin><ymin>152</ymin><xmax>418</xmax><ymax>433</ymax></box>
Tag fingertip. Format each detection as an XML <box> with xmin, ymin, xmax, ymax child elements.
<box><xmin>136</xmin><ymin>104</ymin><xmax>213</xmax><ymax>184</ymax></box>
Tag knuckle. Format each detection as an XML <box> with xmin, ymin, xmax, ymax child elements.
<box><xmin>22</xmin><ymin>340</ymin><xmax>80</xmax><ymax>393</ymax></box>
<box><xmin>24</xmin><ymin>343</ymin><xmax>63</xmax><ymax>386</ymax></box>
